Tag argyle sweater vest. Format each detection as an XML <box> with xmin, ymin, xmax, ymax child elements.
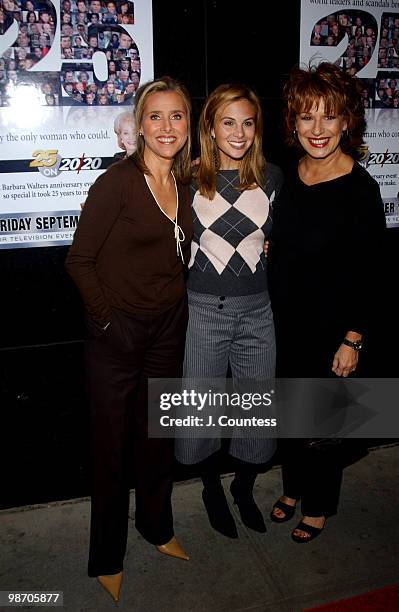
<box><xmin>187</xmin><ymin>164</ymin><xmax>283</xmax><ymax>296</ymax></box>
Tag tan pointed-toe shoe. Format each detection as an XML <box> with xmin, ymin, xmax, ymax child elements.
<box><xmin>97</xmin><ymin>570</ymin><xmax>123</xmax><ymax>603</ymax></box>
<box><xmin>156</xmin><ymin>536</ymin><xmax>189</xmax><ymax>561</ymax></box>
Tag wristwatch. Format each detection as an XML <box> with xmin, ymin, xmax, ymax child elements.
<box><xmin>343</xmin><ymin>338</ymin><xmax>363</xmax><ymax>351</ymax></box>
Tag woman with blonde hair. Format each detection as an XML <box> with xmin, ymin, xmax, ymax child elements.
<box><xmin>113</xmin><ymin>110</ymin><xmax>137</xmax><ymax>158</ymax></box>
<box><xmin>66</xmin><ymin>76</ymin><xmax>193</xmax><ymax>602</ymax></box>
<box><xmin>176</xmin><ymin>83</ymin><xmax>282</xmax><ymax>538</ymax></box>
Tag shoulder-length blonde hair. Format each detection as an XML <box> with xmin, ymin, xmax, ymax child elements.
<box><xmin>132</xmin><ymin>75</ymin><xmax>192</xmax><ymax>183</ymax></box>
<box><xmin>196</xmin><ymin>83</ymin><xmax>266</xmax><ymax>200</ymax></box>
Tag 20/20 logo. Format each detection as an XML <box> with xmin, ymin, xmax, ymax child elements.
<box><xmin>29</xmin><ymin>150</ymin><xmax>102</xmax><ymax>176</ymax></box>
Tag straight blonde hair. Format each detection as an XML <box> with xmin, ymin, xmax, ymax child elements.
<box><xmin>132</xmin><ymin>76</ymin><xmax>192</xmax><ymax>183</ymax></box>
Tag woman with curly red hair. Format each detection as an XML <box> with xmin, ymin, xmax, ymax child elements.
<box><xmin>268</xmin><ymin>62</ymin><xmax>386</xmax><ymax>542</ymax></box>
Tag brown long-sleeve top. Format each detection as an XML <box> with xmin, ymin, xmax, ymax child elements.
<box><xmin>65</xmin><ymin>157</ymin><xmax>193</xmax><ymax>326</ymax></box>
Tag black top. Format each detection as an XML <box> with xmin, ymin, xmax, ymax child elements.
<box><xmin>268</xmin><ymin>162</ymin><xmax>386</xmax><ymax>374</ymax></box>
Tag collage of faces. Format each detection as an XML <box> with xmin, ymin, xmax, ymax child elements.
<box><xmin>59</xmin><ymin>0</ymin><xmax>135</xmax><ymax>60</ymax></box>
<box><xmin>0</xmin><ymin>0</ymin><xmax>57</xmax><ymax>69</ymax></box>
<box><xmin>310</xmin><ymin>11</ymin><xmax>399</xmax><ymax>109</ymax></box>
<box><xmin>375</xmin><ymin>75</ymin><xmax>399</xmax><ymax>108</ymax></box>
<box><xmin>311</xmin><ymin>11</ymin><xmax>378</xmax><ymax>77</ymax></box>
<box><xmin>377</xmin><ymin>13</ymin><xmax>399</xmax><ymax>70</ymax></box>
<box><xmin>61</xmin><ymin>60</ymin><xmax>139</xmax><ymax>105</ymax></box>
<box><xmin>0</xmin><ymin>0</ymin><xmax>140</xmax><ymax>106</ymax></box>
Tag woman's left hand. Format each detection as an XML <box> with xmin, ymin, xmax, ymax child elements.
<box><xmin>332</xmin><ymin>344</ymin><xmax>359</xmax><ymax>377</ymax></box>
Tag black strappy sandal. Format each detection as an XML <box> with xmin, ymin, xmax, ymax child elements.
<box><xmin>291</xmin><ymin>519</ymin><xmax>325</xmax><ymax>543</ymax></box>
<box><xmin>270</xmin><ymin>498</ymin><xmax>297</xmax><ymax>523</ymax></box>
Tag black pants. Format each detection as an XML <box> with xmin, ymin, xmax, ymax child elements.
<box><xmin>85</xmin><ymin>297</ymin><xmax>188</xmax><ymax>577</ymax></box>
<box><xmin>279</xmin><ymin>439</ymin><xmax>343</xmax><ymax>517</ymax></box>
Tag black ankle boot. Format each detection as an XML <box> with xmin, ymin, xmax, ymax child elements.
<box><xmin>202</xmin><ymin>486</ymin><xmax>238</xmax><ymax>539</ymax></box>
<box><xmin>230</xmin><ymin>477</ymin><xmax>266</xmax><ymax>533</ymax></box>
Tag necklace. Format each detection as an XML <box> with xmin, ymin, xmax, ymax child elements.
<box><xmin>144</xmin><ymin>172</ymin><xmax>185</xmax><ymax>263</ymax></box>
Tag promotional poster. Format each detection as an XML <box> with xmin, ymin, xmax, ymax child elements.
<box><xmin>0</xmin><ymin>0</ymin><xmax>153</xmax><ymax>248</ymax></box>
<box><xmin>300</xmin><ymin>0</ymin><xmax>399</xmax><ymax>228</ymax></box>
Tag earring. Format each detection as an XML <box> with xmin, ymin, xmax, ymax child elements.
<box><xmin>293</xmin><ymin>129</ymin><xmax>297</xmax><ymax>137</ymax></box>
<box><xmin>139</xmin><ymin>131</ymin><xmax>143</xmax><ymax>136</ymax></box>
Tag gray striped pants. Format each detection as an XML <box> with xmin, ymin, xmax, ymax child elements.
<box><xmin>175</xmin><ymin>290</ymin><xmax>276</xmax><ymax>465</ymax></box>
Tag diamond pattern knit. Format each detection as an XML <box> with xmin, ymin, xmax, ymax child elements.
<box><xmin>187</xmin><ymin>165</ymin><xmax>283</xmax><ymax>296</ymax></box>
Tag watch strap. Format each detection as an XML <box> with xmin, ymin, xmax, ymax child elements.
<box><xmin>343</xmin><ymin>338</ymin><xmax>362</xmax><ymax>351</ymax></box>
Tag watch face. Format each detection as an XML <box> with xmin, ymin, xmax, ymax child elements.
<box><xmin>344</xmin><ymin>339</ymin><xmax>362</xmax><ymax>350</ymax></box>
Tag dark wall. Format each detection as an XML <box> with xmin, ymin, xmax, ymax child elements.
<box><xmin>152</xmin><ymin>0</ymin><xmax>300</xmax><ymax>164</ymax></box>
<box><xmin>1</xmin><ymin>1</ymin><xmax>397</xmax><ymax>509</ymax></box>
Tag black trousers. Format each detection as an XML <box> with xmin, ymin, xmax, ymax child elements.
<box><xmin>279</xmin><ymin>439</ymin><xmax>343</xmax><ymax>517</ymax></box>
<box><xmin>274</xmin><ymin>319</ymin><xmax>346</xmax><ymax>518</ymax></box>
<box><xmin>85</xmin><ymin>297</ymin><xmax>188</xmax><ymax>577</ymax></box>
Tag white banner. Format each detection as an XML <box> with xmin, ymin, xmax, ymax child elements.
<box><xmin>0</xmin><ymin>0</ymin><xmax>153</xmax><ymax>248</ymax></box>
<box><xmin>300</xmin><ymin>0</ymin><xmax>399</xmax><ymax>228</ymax></box>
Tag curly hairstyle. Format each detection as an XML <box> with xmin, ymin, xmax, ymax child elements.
<box><xmin>133</xmin><ymin>75</ymin><xmax>192</xmax><ymax>184</ymax></box>
<box><xmin>195</xmin><ymin>83</ymin><xmax>266</xmax><ymax>200</ymax></box>
<box><xmin>284</xmin><ymin>62</ymin><xmax>366</xmax><ymax>155</ymax></box>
